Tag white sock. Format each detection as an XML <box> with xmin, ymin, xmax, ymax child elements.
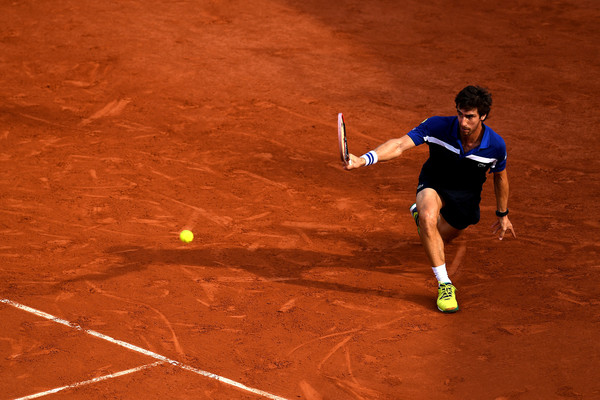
<box><xmin>432</xmin><ymin>264</ymin><xmax>451</xmax><ymax>284</ymax></box>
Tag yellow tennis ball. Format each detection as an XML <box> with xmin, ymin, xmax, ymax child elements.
<box><xmin>179</xmin><ymin>230</ymin><xmax>194</xmax><ymax>243</ymax></box>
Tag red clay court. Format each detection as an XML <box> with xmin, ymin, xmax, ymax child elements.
<box><xmin>1</xmin><ymin>0</ymin><xmax>599</xmax><ymax>399</ymax></box>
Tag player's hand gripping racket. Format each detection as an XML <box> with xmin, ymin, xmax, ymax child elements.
<box><xmin>338</xmin><ymin>113</ymin><xmax>350</xmax><ymax>166</ymax></box>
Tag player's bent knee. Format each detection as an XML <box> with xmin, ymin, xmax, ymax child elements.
<box><xmin>418</xmin><ymin>211</ymin><xmax>439</xmax><ymax>235</ymax></box>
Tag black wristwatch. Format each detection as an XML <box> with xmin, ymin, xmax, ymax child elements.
<box><xmin>496</xmin><ymin>209</ymin><xmax>509</xmax><ymax>218</ymax></box>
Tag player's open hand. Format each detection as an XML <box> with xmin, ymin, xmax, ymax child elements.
<box><xmin>344</xmin><ymin>154</ymin><xmax>365</xmax><ymax>170</ymax></box>
<box><xmin>492</xmin><ymin>216</ymin><xmax>516</xmax><ymax>240</ymax></box>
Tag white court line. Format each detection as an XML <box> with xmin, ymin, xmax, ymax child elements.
<box><xmin>1</xmin><ymin>298</ymin><xmax>288</xmax><ymax>400</ymax></box>
<box><xmin>14</xmin><ymin>361</ymin><xmax>164</xmax><ymax>400</ymax></box>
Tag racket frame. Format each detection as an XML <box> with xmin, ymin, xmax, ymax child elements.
<box><xmin>338</xmin><ymin>113</ymin><xmax>350</xmax><ymax>165</ymax></box>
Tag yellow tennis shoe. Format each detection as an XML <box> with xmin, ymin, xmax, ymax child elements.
<box><xmin>437</xmin><ymin>282</ymin><xmax>459</xmax><ymax>313</ymax></box>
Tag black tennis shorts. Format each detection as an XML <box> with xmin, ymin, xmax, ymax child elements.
<box><xmin>416</xmin><ymin>180</ymin><xmax>481</xmax><ymax>230</ymax></box>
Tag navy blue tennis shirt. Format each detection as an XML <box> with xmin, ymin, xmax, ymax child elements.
<box><xmin>407</xmin><ymin>116</ymin><xmax>507</xmax><ymax>195</ymax></box>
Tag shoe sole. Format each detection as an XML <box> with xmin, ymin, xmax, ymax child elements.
<box><xmin>410</xmin><ymin>203</ymin><xmax>417</xmax><ymax>215</ymax></box>
<box><xmin>438</xmin><ymin>305</ymin><xmax>459</xmax><ymax>313</ymax></box>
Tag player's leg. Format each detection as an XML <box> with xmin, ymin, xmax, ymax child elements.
<box><xmin>414</xmin><ymin>188</ymin><xmax>460</xmax><ymax>313</ymax></box>
<box><xmin>437</xmin><ymin>215</ymin><xmax>462</xmax><ymax>243</ymax></box>
<box><xmin>415</xmin><ymin>188</ymin><xmax>445</xmax><ymax>267</ymax></box>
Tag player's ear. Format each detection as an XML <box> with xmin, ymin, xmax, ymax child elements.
<box><xmin>480</xmin><ymin>114</ymin><xmax>487</xmax><ymax>121</ymax></box>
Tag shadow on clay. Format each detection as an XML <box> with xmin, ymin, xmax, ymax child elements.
<box><xmin>89</xmin><ymin>243</ymin><xmax>434</xmax><ymax>309</ymax></box>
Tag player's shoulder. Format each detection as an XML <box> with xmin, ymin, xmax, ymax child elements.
<box><xmin>484</xmin><ymin>124</ymin><xmax>506</xmax><ymax>148</ymax></box>
<box><xmin>420</xmin><ymin>116</ymin><xmax>457</xmax><ymax>138</ymax></box>
<box><xmin>409</xmin><ymin>116</ymin><xmax>456</xmax><ymax>143</ymax></box>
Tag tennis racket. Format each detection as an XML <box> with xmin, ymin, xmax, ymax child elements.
<box><xmin>338</xmin><ymin>113</ymin><xmax>350</xmax><ymax>166</ymax></box>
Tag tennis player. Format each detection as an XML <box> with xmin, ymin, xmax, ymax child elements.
<box><xmin>345</xmin><ymin>85</ymin><xmax>516</xmax><ymax>313</ymax></box>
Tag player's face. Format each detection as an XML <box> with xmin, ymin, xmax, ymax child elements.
<box><xmin>457</xmin><ymin>107</ymin><xmax>485</xmax><ymax>138</ymax></box>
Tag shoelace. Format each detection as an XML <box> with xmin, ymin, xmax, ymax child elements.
<box><xmin>439</xmin><ymin>284</ymin><xmax>454</xmax><ymax>300</ymax></box>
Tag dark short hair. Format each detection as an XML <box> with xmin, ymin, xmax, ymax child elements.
<box><xmin>455</xmin><ymin>85</ymin><xmax>492</xmax><ymax>119</ymax></box>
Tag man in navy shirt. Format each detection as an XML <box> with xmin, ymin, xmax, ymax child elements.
<box><xmin>346</xmin><ymin>85</ymin><xmax>516</xmax><ymax>313</ymax></box>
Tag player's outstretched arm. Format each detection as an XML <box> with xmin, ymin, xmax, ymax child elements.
<box><xmin>345</xmin><ymin>135</ymin><xmax>415</xmax><ymax>170</ymax></box>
